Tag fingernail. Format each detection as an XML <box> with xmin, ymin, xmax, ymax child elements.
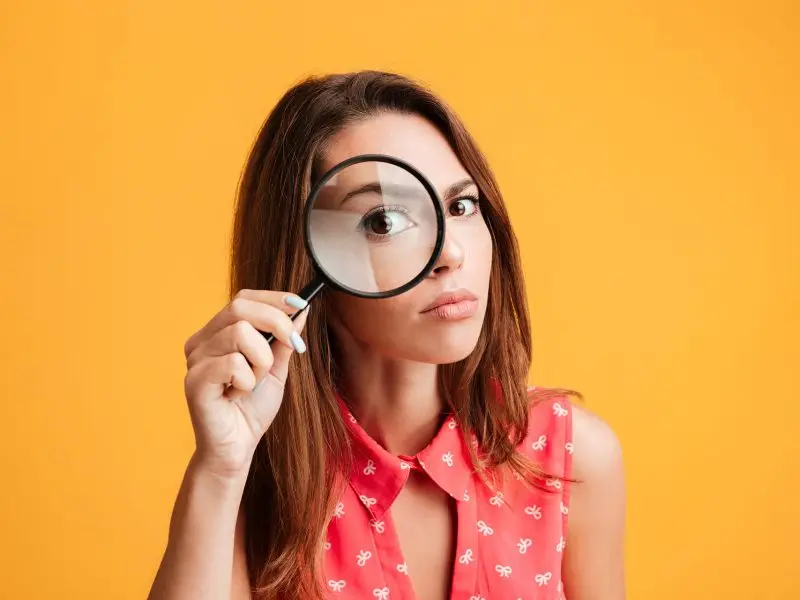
<box><xmin>290</xmin><ymin>331</ymin><xmax>306</xmax><ymax>354</ymax></box>
<box><xmin>253</xmin><ymin>378</ymin><xmax>265</xmax><ymax>392</ymax></box>
<box><xmin>284</xmin><ymin>295</ymin><xmax>308</xmax><ymax>310</ymax></box>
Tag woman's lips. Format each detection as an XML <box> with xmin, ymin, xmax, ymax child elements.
<box><xmin>424</xmin><ymin>299</ymin><xmax>479</xmax><ymax>320</ymax></box>
<box><xmin>421</xmin><ymin>290</ymin><xmax>479</xmax><ymax>321</ymax></box>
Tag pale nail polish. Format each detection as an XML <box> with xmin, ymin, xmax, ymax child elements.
<box><xmin>284</xmin><ymin>295</ymin><xmax>308</xmax><ymax>310</ymax></box>
<box><xmin>290</xmin><ymin>331</ymin><xmax>306</xmax><ymax>354</ymax></box>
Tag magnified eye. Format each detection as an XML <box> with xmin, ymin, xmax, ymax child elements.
<box><xmin>448</xmin><ymin>196</ymin><xmax>480</xmax><ymax>217</ymax></box>
<box><xmin>359</xmin><ymin>205</ymin><xmax>416</xmax><ymax>241</ymax></box>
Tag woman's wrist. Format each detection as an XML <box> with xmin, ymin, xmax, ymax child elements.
<box><xmin>187</xmin><ymin>450</ymin><xmax>251</xmax><ymax>498</ymax></box>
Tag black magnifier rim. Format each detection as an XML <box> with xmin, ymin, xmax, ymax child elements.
<box><xmin>303</xmin><ymin>153</ymin><xmax>445</xmax><ymax>299</ymax></box>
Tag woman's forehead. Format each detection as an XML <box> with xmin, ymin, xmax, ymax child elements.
<box><xmin>321</xmin><ymin>112</ymin><xmax>473</xmax><ymax>192</ymax></box>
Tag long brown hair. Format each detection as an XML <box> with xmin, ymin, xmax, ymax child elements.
<box><xmin>229</xmin><ymin>70</ymin><xmax>581</xmax><ymax>599</ymax></box>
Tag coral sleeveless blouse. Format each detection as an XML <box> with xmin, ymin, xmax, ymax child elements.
<box><xmin>323</xmin><ymin>388</ymin><xmax>573</xmax><ymax>599</ymax></box>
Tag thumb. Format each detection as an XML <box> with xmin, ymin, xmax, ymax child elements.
<box><xmin>270</xmin><ymin>305</ymin><xmax>310</xmax><ymax>382</ymax></box>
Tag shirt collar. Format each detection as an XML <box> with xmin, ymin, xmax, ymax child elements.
<box><xmin>337</xmin><ymin>394</ymin><xmax>474</xmax><ymax>521</ymax></box>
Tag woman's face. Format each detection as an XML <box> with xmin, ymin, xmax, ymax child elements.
<box><xmin>319</xmin><ymin>112</ymin><xmax>493</xmax><ymax>364</ymax></box>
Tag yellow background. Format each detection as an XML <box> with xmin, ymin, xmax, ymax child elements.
<box><xmin>1</xmin><ymin>1</ymin><xmax>797</xmax><ymax>598</ymax></box>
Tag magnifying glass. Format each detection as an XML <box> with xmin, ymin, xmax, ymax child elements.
<box><xmin>262</xmin><ymin>154</ymin><xmax>445</xmax><ymax>345</ymax></box>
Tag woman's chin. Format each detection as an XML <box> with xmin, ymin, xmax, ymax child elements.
<box><xmin>406</xmin><ymin>331</ymin><xmax>483</xmax><ymax>365</ymax></box>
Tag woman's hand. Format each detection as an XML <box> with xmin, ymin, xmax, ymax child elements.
<box><xmin>182</xmin><ymin>289</ymin><xmax>309</xmax><ymax>479</ymax></box>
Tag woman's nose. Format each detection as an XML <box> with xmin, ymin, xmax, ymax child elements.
<box><xmin>430</xmin><ymin>232</ymin><xmax>465</xmax><ymax>276</ymax></box>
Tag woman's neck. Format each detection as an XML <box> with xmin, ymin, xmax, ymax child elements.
<box><xmin>335</xmin><ymin>340</ymin><xmax>445</xmax><ymax>457</ymax></box>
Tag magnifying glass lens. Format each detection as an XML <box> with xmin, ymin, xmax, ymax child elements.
<box><xmin>308</xmin><ymin>160</ymin><xmax>441</xmax><ymax>295</ymax></box>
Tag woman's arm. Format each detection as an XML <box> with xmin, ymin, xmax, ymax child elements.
<box><xmin>147</xmin><ymin>453</ymin><xmax>252</xmax><ymax>600</ymax></box>
<box><xmin>562</xmin><ymin>403</ymin><xmax>627</xmax><ymax>599</ymax></box>
<box><xmin>148</xmin><ymin>291</ymin><xmax>309</xmax><ymax>600</ymax></box>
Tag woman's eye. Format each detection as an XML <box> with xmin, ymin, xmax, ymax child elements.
<box><xmin>361</xmin><ymin>208</ymin><xmax>414</xmax><ymax>239</ymax></box>
<box><xmin>448</xmin><ymin>197</ymin><xmax>479</xmax><ymax>217</ymax></box>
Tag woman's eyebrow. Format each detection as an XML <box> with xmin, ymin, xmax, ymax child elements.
<box><xmin>339</xmin><ymin>181</ymin><xmax>428</xmax><ymax>206</ymax></box>
<box><xmin>339</xmin><ymin>177</ymin><xmax>478</xmax><ymax>206</ymax></box>
<box><xmin>443</xmin><ymin>178</ymin><xmax>477</xmax><ymax>200</ymax></box>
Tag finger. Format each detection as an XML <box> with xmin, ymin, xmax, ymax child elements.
<box><xmin>234</xmin><ymin>289</ymin><xmax>308</xmax><ymax>315</ymax></box>
<box><xmin>187</xmin><ymin>320</ymin><xmax>275</xmax><ymax>383</ymax></box>
<box><xmin>190</xmin><ymin>296</ymin><xmax>299</xmax><ymax>357</ymax></box>
<box><xmin>268</xmin><ymin>306</ymin><xmax>310</xmax><ymax>383</ymax></box>
<box><xmin>184</xmin><ymin>290</ymin><xmax>307</xmax><ymax>357</ymax></box>
<box><xmin>185</xmin><ymin>352</ymin><xmax>256</xmax><ymax>401</ymax></box>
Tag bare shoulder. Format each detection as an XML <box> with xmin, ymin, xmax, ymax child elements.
<box><xmin>561</xmin><ymin>400</ymin><xmax>627</xmax><ymax>599</ymax></box>
<box><xmin>568</xmin><ymin>401</ymin><xmax>624</xmax><ymax>483</ymax></box>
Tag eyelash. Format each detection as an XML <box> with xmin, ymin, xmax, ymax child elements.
<box><xmin>356</xmin><ymin>195</ymin><xmax>481</xmax><ymax>241</ymax></box>
<box><xmin>360</xmin><ymin>203</ymin><xmax>408</xmax><ymax>221</ymax></box>
<box><xmin>448</xmin><ymin>194</ymin><xmax>481</xmax><ymax>218</ymax></box>
<box><xmin>357</xmin><ymin>204</ymin><xmax>414</xmax><ymax>241</ymax></box>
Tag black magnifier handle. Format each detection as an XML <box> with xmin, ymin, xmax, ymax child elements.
<box><xmin>262</xmin><ymin>274</ymin><xmax>326</xmax><ymax>345</ymax></box>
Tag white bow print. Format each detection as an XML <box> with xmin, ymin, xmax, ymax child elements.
<box><xmin>463</xmin><ymin>490</ymin><xmax>470</xmax><ymax>502</ymax></box>
<box><xmin>448</xmin><ymin>419</ymin><xmax>457</xmax><ymax>430</ymax></box>
<box><xmin>535</xmin><ymin>572</ymin><xmax>552</xmax><ymax>586</ymax></box>
<box><xmin>324</xmin><ymin>541</ymin><xmax>332</xmax><ymax>551</ymax></box>
<box><xmin>517</xmin><ymin>538</ymin><xmax>533</xmax><ymax>553</ymax></box>
<box><xmin>546</xmin><ymin>477</ymin><xmax>563</xmax><ymax>490</ymax></box>
<box><xmin>561</xmin><ymin>501</ymin><xmax>569</xmax><ymax>515</ymax></box>
<box><xmin>495</xmin><ymin>565</ymin><xmax>512</xmax><ymax>578</ymax></box>
<box><xmin>373</xmin><ymin>587</ymin><xmax>390</xmax><ymax>599</ymax></box>
<box><xmin>363</xmin><ymin>460</ymin><xmax>376</xmax><ymax>475</ymax></box>
<box><xmin>524</xmin><ymin>505</ymin><xmax>543</xmax><ymax>519</ymax></box>
<box><xmin>469</xmin><ymin>596</ymin><xmax>485</xmax><ymax>600</ymax></box>
<box><xmin>489</xmin><ymin>491</ymin><xmax>505</xmax><ymax>507</ymax></box>
<box><xmin>458</xmin><ymin>548</ymin><xmax>474</xmax><ymax>564</ymax></box>
<box><xmin>333</xmin><ymin>502</ymin><xmax>345</xmax><ymax>519</ymax></box>
<box><xmin>532</xmin><ymin>435</ymin><xmax>547</xmax><ymax>451</ymax></box>
<box><xmin>565</xmin><ymin>441</ymin><xmax>574</xmax><ymax>455</ymax></box>
<box><xmin>399</xmin><ymin>460</ymin><xmax>412</xmax><ymax>470</ymax></box>
<box><xmin>553</xmin><ymin>402</ymin><xmax>568</xmax><ymax>417</ymax></box>
<box><xmin>477</xmin><ymin>520</ymin><xmax>494</xmax><ymax>536</ymax></box>
<box><xmin>348</xmin><ymin>413</ymin><xmax>358</xmax><ymax>423</ymax></box>
<box><xmin>356</xmin><ymin>549</ymin><xmax>372</xmax><ymax>567</ymax></box>
<box><xmin>396</xmin><ymin>562</ymin><xmax>408</xmax><ymax>574</ymax></box>
<box><xmin>328</xmin><ymin>580</ymin><xmax>346</xmax><ymax>592</ymax></box>
<box><xmin>556</xmin><ymin>536</ymin><xmax>566</xmax><ymax>552</ymax></box>
<box><xmin>371</xmin><ymin>520</ymin><xmax>385</xmax><ymax>534</ymax></box>
<box><xmin>359</xmin><ymin>495</ymin><xmax>377</xmax><ymax>507</ymax></box>
<box><xmin>442</xmin><ymin>452</ymin><xmax>454</xmax><ymax>467</ymax></box>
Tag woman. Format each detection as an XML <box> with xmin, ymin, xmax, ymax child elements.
<box><xmin>148</xmin><ymin>70</ymin><xmax>626</xmax><ymax>600</ymax></box>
